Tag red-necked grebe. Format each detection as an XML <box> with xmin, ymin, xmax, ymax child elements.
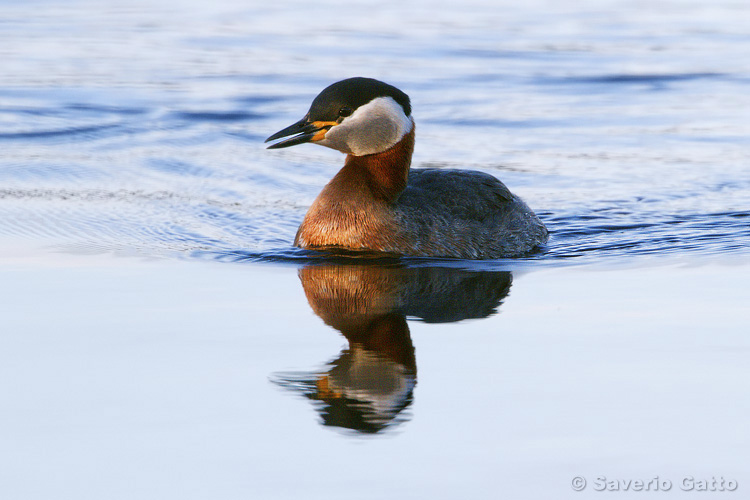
<box><xmin>266</xmin><ymin>77</ymin><xmax>547</xmax><ymax>259</ymax></box>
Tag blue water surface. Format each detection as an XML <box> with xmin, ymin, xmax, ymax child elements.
<box><xmin>1</xmin><ymin>0</ymin><xmax>748</xmax><ymax>265</ymax></box>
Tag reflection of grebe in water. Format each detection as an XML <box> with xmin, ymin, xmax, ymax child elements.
<box><xmin>266</xmin><ymin>77</ymin><xmax>547</xmax><ymax>259</ymax></box>
<box><xmin>271</xmin><ymin>264</ymin><xmax>512</xmax><ymax>434</ymax></box>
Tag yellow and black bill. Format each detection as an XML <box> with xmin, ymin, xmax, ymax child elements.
<box><xmin>265</xmin><ymin>117</ymin><xmax>336</xmax><ymax>149</ymax></box>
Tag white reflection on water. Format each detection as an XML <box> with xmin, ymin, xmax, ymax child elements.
<box><xmin>1</xmin><ymin>255</ymin><xmax>748</xmax><ymax>499</ymax></box>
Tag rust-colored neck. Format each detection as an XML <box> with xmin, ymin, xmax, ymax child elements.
<box><xmin>342</xmin><ymin>126</ymin><xmax>415</xmax><ymax>203</ymax></box>
<box><xmin>294</xmin><ymin>126</ymin><xmax>415</xmax><ymax>250</ymax></box>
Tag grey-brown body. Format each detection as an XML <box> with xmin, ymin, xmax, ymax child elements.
<box><xmin>295</xmin><ymin>165</ymin><xmax>547</xmax><ymax>259</ymax></box>
<box><xmin>393</xmin><ymin>168</ymin><xmax>547</xmax><ymax>258</ymax></box>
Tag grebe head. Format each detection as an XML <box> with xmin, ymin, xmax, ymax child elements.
<box><xmin>266</xmin><ymin>77</ymin><xmax>413</xmax><ymax>156</ymax></box>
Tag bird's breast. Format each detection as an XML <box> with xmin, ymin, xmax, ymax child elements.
<box><xmin>294</xmin><ymin>200</ymin><xmax>400</xmax><ymax>251</ymax></box>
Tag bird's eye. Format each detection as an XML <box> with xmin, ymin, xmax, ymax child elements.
<box><xmin>338</xmin><ymin>107</ymin><xmax>353</xmax><ymax>118</ymax></box>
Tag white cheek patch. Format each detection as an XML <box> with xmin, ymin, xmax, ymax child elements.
<box><xmin>319</xmin><ymin>96</ymin><xmax>413</xmax><ymax>156</ymax></box>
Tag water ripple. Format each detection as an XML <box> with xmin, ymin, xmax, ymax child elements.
<box><xmin>1</xmin><ymin>0</ymin><xmax>749</xmax><ymax>267</ymax></box>
<box><xmin>1</xmin><ymin>178</ymin><xmax>748</xmax><ymax>266</ymax></box>
<box><xmin>0</xmin><ymin>123</ymin><xmax>123</xmax><ymax>140</ymax></box>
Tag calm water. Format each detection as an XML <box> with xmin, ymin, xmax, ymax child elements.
<box><xmin>1</xmin><ymin>0</ymin><xmax>749</xmax><ymax>498</ymax></box>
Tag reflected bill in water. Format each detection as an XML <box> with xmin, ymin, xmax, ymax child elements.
<box><xmin>272</xmin><ymin>263</ymin><xmax>512</xmax><ymax>434</ymax></box>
